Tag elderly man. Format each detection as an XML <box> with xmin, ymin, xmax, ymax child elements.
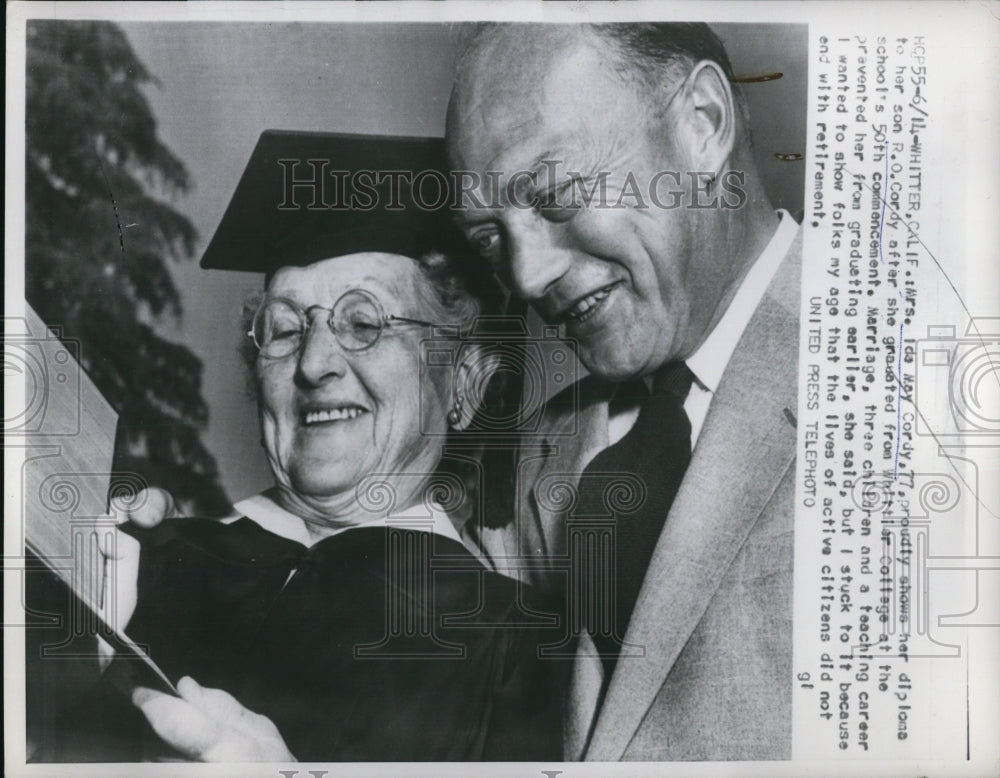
<box><xmin>447</xmin><ymin>23</ymin><xmax>801</xmax><ymax>761</ymax></box>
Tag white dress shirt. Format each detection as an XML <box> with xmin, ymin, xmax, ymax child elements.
<box><xmin>607</xmin><ymin>209</ymin><xmax>798</xmax><ymax>447</ymax></box>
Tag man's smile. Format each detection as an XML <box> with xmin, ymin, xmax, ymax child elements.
<box><xmin>557</xmin><ymin>281</ymin><xmax>622</xmax><ymax>324</ymax></box>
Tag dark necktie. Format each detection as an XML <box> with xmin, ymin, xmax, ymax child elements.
<box><xmin>575</xmin><ymin>362</ymin><xmax>693</xmax><ymax>676</ymax></box>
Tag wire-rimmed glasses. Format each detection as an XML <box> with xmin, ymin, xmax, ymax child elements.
<box><xmin>248</xmin><ymin>288</ymin><xmax>442</xmax><ymax>359</ymax></box>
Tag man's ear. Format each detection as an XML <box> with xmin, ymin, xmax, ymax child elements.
<box><xmin>451</xmin><ymin>344</ymin><xmax>501</xmax><ymax>432</ymax></box>
<box><xmin>678</xmin><ymin>60</ymin><xmax>737</xmax><ymax>178</ymax></box>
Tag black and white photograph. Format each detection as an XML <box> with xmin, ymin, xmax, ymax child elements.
<box><xmin>5</xmin><ymin>3</ymin><xmax>998</xmax><ymax>776</ymax></box>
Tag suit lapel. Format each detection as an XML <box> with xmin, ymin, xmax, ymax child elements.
<box><xmin>524</xmin><ymin>378</ymin><xmax>612</xmax><ymax>562</ymax></box>
<box><xmin>585</xmin><ymin>233</ymin><xmax>803</xmax><ymax>760</ymax></box>
<box><xmin>477</xmin><ymin>379</ymin><xmax>606</xmax><ymax>568</ymax></box>
<box><xmin>525</xmin><ymin>380</ymin><xmax>611</xmax><ymax>760</ymax></box>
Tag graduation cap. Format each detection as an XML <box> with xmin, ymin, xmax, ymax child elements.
<box><xmin>200</xmin><ymin>130</ymin><xmax>466</xmax><ymax>275</ymax></box>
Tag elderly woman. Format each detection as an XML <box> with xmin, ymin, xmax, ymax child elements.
<box><xmin>73</xmin><ymin>131</ymin><xmax>564</xmax><ymax>762</ymax></box>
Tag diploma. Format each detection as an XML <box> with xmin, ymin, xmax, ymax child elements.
<box><xmin>20</xmin><ymin>301</ymin><xmax>176</xmax><ymax>694</ymax></box>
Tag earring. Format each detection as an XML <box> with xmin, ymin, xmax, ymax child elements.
<box><xmin>447</xmin><ymin>394</ymin><xmax>464</xmax><ymax>428</ymax></box>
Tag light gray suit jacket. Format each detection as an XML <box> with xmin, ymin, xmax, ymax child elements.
<box><xmin>479</xmin><ymin>230</ymin><xmax>802</xmax><ymax>761</ymax></box>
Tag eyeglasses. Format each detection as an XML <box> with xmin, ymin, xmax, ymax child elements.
<box><xmin>248</xmin><ymin>288</ymin><xmax>442</xmax><ymax>359</ymax></box>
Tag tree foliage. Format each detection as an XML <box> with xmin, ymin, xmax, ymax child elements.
<box><xmin>26</xmin><ymin>20</ymin><xmax>230</xmax><ymax>515</ymax></box>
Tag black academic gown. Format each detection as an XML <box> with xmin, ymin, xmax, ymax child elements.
<box><xmin>54</xmin><ymin>517</ymin><xmax>567</xmax><ymax>762</ymax></box>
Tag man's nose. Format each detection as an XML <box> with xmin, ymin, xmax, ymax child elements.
<box><xmin>295</xmin><ymin>318</ymin><xmax>348</xmax><ymax>386</ymax></box>
<box><xmin>505</xmin><ymin>215</ymin><xmax>573</xmax><ymax>301</ymax></box>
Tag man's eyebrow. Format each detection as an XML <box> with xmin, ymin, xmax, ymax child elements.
<box><xmin>449</xmin><ymin>147</ymin><xmax>574</xmax><ymax>224</ymax></box>
<box><xmin>518</xmin><ymin>150</ymin><xmax>556</xmax><ymax>168</ymax></box>
<box><xmin>450</xmin><ymin>209</ymin><xmax>495</xmax><ymax>228</ymax></box>
<box><xmin>504</xmin><ymin>149</ymin><xmax>567</xmax><ymax>174</ymax></box>
<box><xmin>481</xmin><ymin>135</ymin><xmax>561</xmax><ymax>174</ymax></box>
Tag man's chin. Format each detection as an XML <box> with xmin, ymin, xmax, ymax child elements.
<box><xmin>578</xmin><ymin>348</ymin><xmax>650</xmax><ymax>383</ymax></box>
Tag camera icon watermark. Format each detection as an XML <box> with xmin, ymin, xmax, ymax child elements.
<box><xmin>3</xmin><ymin>309</ymin><xmax>82</xmax><ymax>437</ymax></box>
<box><xmin>419</xmin><ymin>316</ymin><xmax>578</xmax><ymax>437</ymax></box>
<box><xmin>915</xmin><ymin>318</ymin><xmax>1000</xmax><ymax>442</ymax></box>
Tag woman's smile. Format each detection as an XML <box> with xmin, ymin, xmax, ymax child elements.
<box><xmin>301</xmin><ymin>405</ymin><xmax>369</xmax><ymax>425</ymax></box>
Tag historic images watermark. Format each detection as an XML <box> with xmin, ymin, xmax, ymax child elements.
<box><xmin>276</xmin><ymin>158</ymin><xmax>749</xmax><ymax>213</ymax></box>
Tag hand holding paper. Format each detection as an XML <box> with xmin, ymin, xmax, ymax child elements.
<box><xmin>94</xmin><ymin>527</ymin><xmax>139</xmax><ymax>670</ymax></box>
<box><xmin>97</xmin><ymin>488</ymin><xmax>180</xmax><ymax>669</ymax></box>
<box><xmin>133</xmin><ymin>677</ymin><xmax>296</xmax><ymax>762</ymax></box>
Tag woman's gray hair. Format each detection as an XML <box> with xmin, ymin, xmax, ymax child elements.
<box><xmin>239</xmin><ymin>289</ymin><xmax>265</xmax><ymax>397</ymax></box>
<box><xmin>409</xmin><ymin>249</ymin><xmax>495</xmax><ymax>336</ymax></box>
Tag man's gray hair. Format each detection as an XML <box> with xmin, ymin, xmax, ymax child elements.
<box><xmin>453</xmin><ymin>22</ymin><xmax>752</xmax><ymax>145</ymax></box>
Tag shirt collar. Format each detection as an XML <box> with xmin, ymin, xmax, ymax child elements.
<box><xmin>685</xmin><ymin>209</ymin><xmax>798</xmax><ymax>393</ymax></box>
<box><xmin>228</xmin><ymin>491</ymin><xmax>466</xmax><ymax>548</ymax></box>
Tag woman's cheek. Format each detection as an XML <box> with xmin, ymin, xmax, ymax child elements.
<box><xmin>256</xmin><ymin>370</ymin><xmax>293</xmax><ymax>482</ymax></box>
<box><xmin>257</xmin><ymin>408</ymin><xmax>282</xmax><ymax>476</ymax></box>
